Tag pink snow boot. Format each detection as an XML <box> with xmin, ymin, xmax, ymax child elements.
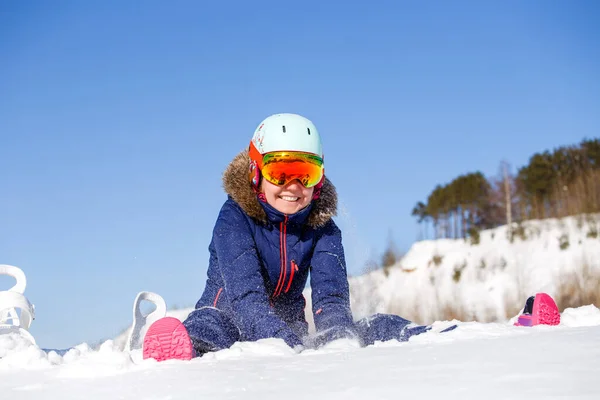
<box><xmin>142</xmin><ymin>317</ymin><xmax>194</xmax><ymax>361</ymax></box>
<box><xmin>514</xmin><ymin>293</ymin><xmax>560</xmax><ymax>327</ymax></box>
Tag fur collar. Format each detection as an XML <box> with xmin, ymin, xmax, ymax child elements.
<box><xmin>222</xmin><ymin>150</ymin><xmax>337</xmax><ymax>228</ymax></box>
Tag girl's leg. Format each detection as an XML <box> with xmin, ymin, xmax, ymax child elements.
<box><xmin>183</xmin><ymin>307</ymin><xmax>240</xmax><ymax>354</ymax></box>
<box><xmin>143</xmin><ymin>307</ymin><xmax>240</xmax><ymax>362</ymax></box>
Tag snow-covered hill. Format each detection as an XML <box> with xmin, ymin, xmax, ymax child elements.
<box><xmin>347</xmin><ymin>214</ymin><xmax>600</xmax><ymax>325</ymax></box>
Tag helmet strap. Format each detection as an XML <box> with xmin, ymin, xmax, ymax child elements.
<box><xmin>312</xmin><ymin>177</ymin><xmax>324</xmax><ymax>200</ymax></box>
<box><xmin>249</xmin><ymin>159</ymin><xmax>261</xmax><ymax>190</ymax></box>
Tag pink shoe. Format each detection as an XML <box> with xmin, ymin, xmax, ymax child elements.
<box><xmin>514</xmin><ymin>293</ymin><xmax>560</xmax><ymax>327</ymax></box>
<box><xmin>142</xmin><ymin>317</ymin><xmax>194</xmax><ymax>361</ymax></box>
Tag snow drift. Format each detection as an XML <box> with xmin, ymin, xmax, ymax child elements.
<box><xmin>2</xmin><ymin>306</ymin><xmax>600</xmax><ymax>400</ymax></box>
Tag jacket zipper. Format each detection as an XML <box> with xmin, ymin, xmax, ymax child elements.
<box><xmin>213</xmin><ymin>287</ymin><xmax>223</xmax><ymax>307</ymax></box>
<box><xmin>274</xmin><ymin>215</ymin><xmax>288</xmax><ymax>297</ymax></box>
<box><xmin>284</xmin><ymin>260</ymin><xmax>298</xmax><ymax>293</ymax></box>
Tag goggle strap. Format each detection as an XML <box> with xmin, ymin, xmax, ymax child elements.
<box><xmin>249</xmin><ymin>142</ymin><xmax>264</xmax><ymax>169</ymax></box>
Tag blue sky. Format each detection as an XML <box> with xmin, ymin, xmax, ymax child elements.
<box><xmin>1</xmin><ymin>1</ymin><xmax>599</xmax><ymax>349</ymax></box>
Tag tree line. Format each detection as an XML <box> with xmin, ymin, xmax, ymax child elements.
<box><xmin>411</xmin><ymin>138</ymin><xmax>600</xmax><ymax>240</ymax></box>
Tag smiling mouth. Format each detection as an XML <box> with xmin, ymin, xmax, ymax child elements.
<box><xmin>279</xmin><ymin>195</ymin><xmax>300</xmax><ymax>202</ymax></box>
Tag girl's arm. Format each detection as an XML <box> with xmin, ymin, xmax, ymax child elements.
<box><xmin>309</xmin><ymin>219</ymin><xmax>358</xmax><ymax>345</ymax></box>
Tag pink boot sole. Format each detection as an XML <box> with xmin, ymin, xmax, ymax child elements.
<box><xmin>515</xmin><ymin>293</ymin><xmax>560</xmax><ymax>327</ymax></box>
<box><xmin>142</xmin><ymin>317</ymin><xmax>194</xmax><ymax>361</ymax></box>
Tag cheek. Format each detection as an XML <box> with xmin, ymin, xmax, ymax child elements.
<box><xmin>261</xmin><ymin>180</ymin><xmax>279</xmax><ymax>198</ymax></box>
<box><xmin>305</xmin><ymin>187</ymin><xmax>315</xmax><ymax>198</ymax></box>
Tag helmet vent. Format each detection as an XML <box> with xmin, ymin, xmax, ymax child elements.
<box><xmin>307</xmin><ymin>128</ymin><xmax>311</xmax><ymax>135</ymax></box>
<box><xmin>282</xmin><ymin>125</ymin><xmax>286</xmax><ymax>133</ymax></box>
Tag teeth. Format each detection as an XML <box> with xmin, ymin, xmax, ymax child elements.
<box><xmin>280</xmin><ymin>196</ymin><xmax>299</xmax><ymax>202</ymax></box>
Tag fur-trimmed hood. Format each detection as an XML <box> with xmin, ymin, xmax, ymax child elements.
<box><xmin>222</xmin><ymin>150</ymin><xmax>337</xmax><ymax>228</ymax></box>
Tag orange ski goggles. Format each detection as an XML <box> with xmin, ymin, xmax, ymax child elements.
<box><xmin>249</xmin><ymin>143</ymin><xmax>324</xmax><ymax>188</ymax></box>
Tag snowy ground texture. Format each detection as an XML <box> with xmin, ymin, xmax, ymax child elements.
<box><xmin>2</xmin><ymin>306</ymin><xmax>600</xmax><ymax>399</ymax></box>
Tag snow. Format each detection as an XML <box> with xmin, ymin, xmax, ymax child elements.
<box><xmin>346</xmin><ymin>214</ymin><xmax>600</xmax><ymax>325</ymax></box>
<box><xmin>2</xmin><ymin>215</ymin><xmax>600</xmax><ymax>398</ymax></box>
<box><xmin>1</xmin><ymin>306</ymin><xmax>599</xmax><ymax>399</ymax></box>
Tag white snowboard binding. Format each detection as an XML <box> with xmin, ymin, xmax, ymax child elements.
<box><xmin>125</xmin><ymin>291</ymin><xmax>166</xmax><ymax>353</ymax></box>
<box><xmin>0</xmin><ymin>265</ymin><xmax>36</xmax><ymax>345</ymax></box>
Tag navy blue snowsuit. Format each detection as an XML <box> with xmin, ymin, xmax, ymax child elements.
<box><xmin>182</xmin><ymin>151</ymin><xmax>425</xmax><ymax>354</ymax></box>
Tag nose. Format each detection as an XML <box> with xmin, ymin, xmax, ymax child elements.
<box><xmin>283</xmin><ymin>179</ymin><xmax>304</xmax><ymax>190</ymax></box>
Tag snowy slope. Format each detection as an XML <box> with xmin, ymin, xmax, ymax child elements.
<box><xmin>1</xmin><ymin>306</ymin><xmax>600</xmax><ymax>399</ymax></box>
<box><xmin>347</xmin><ymin>214</ymin><xmax>600</xmax><ymax>324</ymax></box>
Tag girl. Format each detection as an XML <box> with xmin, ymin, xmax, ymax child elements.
<box><xmin>142</xmin><ymin>113</ymin><xmax>433</xmax><ymax>361</ymax></box>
